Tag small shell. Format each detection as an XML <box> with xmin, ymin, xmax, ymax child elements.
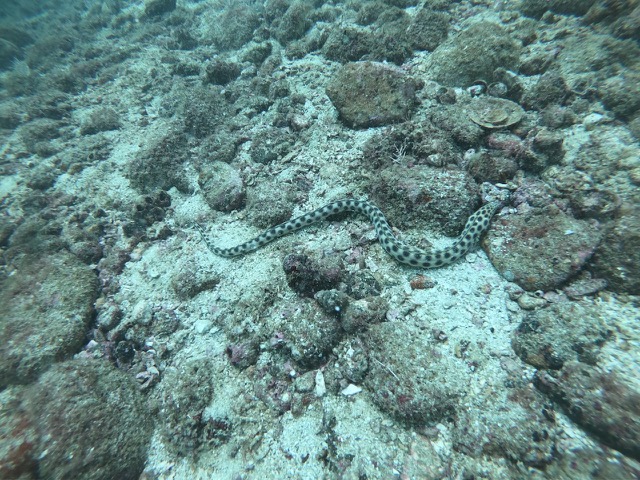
<box><xmin>468</xmin><ymin>97</ymin><xmax>524</xmax><ymax>129</ymax></box>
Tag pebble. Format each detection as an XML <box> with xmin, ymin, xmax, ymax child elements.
<box><xmin>194</xmin><ymin>319</ymin><xmax>212</xmax><ymax>334</ymax></box>
<box><xmin>341</xmin><ymin>384</ymin><xmax>362</xmax><ymax>396</ymax></box>
<box><xmin>583</xmin><ymin>112</ymin><xmax>611</xmax><ymax>130</ymax></box>
<box><xmin>315</xmin><ymin>370</ymin><xmax>327</xmax><ymax>397</ymax></box>
<box><xmin>517</xmin><ymin>293</ymin><xmax>548</xmax><ymax>310</ymax></box>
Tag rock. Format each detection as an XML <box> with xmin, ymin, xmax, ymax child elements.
<box><xmin>127</xmin><ymin>133</ymin><xmax>192</xmax><ymax>193</ymax></box>
<box><xmin>326</xmin><ymin>61</ymin><xmax>420</xmax><ymax>128</ymax></box>
<box><xmin>407</xmin><ymin>7</ymin><xmax>450</xmax><ymax>51</ymax></box>
<box><xmin>535</xmin><ymin>361</ymin><xmax>640</xmax><ymax>461</ymax></box>
<box><xmin>25</xmin><ymin>359</ymin><xmax>152</xmax><ymax>480</ymax></box>
<box><xmin>611</xmin><ymin>5</ymin><xmax>640</xmax><ymax>40</ymax></box>
<box><xmin>0</xmin><ymin>252</ymin><xmax>99</xmax><ymax>387</ymax></box>
<box><xmin>144</xmin><ymin>0</ymin><xmax>176</xmax><ymax>17</ymax></box>
<box><xmin>210</xmin><ymin>4</ymin><xmax>260</xmax><ymax>50</ymax></box>
<box><xmin>428</xmin><ymin>104</ymin><xmax>485</xmax><ymax>148</ymax></box>
<box><xmin>171</xmin><ymin>267</ymin><xmax>220</xmax><ymax>300</ymax></box>
<box><xmin>315</xmin><ymin>289</ymin><xmax>351</xmax><ymax>316</ymax></box>
<box><xmin>283</xmin><ymin>253</ymin><xmax>342</xmax><ymax>298</ymax></box>
<box><xmin>80</xmin><ymin>107</ymin><xmax>121</xmax><ymax>135</ymax></box>
<box><xmin>293</xmin><ymin>370</ymin><xmax>316</xmax><ymax>393</ymax></box>
<box><xmin>156</xmin><ymin>358</ymin><xmax>214</xmax><ymax>455</ymax></box>
<box><xmin>563</xmin><ymin>276</ymin><xmax>608</xmax><ymax>299</ymax></box>
<box><xmin>0</xmin><ymin>27</ymin><xmax>34</xmax><ymax>48</ymax></box>
<box><xmin>583</xmin><ymin>112</ymin><xmax>609</xmax><ymax>130</ymax></box>
<box><xmin>0</xmin><ymin>103</ymin><xmax>20</xmax><ymax>129</ymax></box>
<box><xmin>123</xmin><ymin>190</ymin><xmax>172</xmax><ymax>239</ymax></box>
<box><xmin>467</xmin><ymin>151</ymin><xmax>518</xmax><ymax>184</ymax></box>
<box><xmin>361</xmin><ymin>117</ymin><xmax>471</xmax><ymax>168</ymax></box>
<box><xmin>315</xmin><ymin>370</ymin><xmax>327</xmax><ymax>397</ymax></box>
<box><xmin>321</xmin><ymin>26</ymin><xmax>376</xmax><ymax>63</ymax></box>
<box><xmin>519</xmin><ymin>0</ymin><xmax>598</xmax><ymax>19</ymax></box>
<box><xmin>467</xmin><ymin>97</ymin><xmax>524</xmax><ymax>129</ymax></box>
<box><xmin>522</xmin><ymin>72</ymin><xmax>570</xmax><ymax>111</ymax></box>
<box><xmin>321</xmin><ymin>21</ymin><xmax>412</xmax><ymax>65</ymax></box>
<box><xmin>204</xmin><ymin>59</ymin><xmax>241</xmax><ymax>85</ymax></box>
<box><xmin>125</xmin><ymin>191</ymin><xmax>171</xmax><ymax>238</ymax></box>
<box><xmin>543</xmin><ymin>442</ymin><xmax>640</xmax><ymax>479</ymax></box>
<box><xmin>591</xmin><ymin>206</ymin><xmax>640</xmax><ymax>294</ymax></box>
<box><xmin>4</xmin><ymin>217</ymin><xmax>66</xmax><ymax>262</ymax></box>
<box><xmin>363</xmin><ymin>322</ymin><xmax>463</xmax><ymax>425</ymax></box>
<box><xmin>370</xmin><ymin>164</ymin><xmax>478</xmax><ymax>236</ymax></box>
<box><xmin>199</xmin><ymin>161</ymin><xmax>245</xmax><ymax>212</ymax></box>
<box><xmin>341</xmin><ymin>384</ymin><xmax>362</xmax><ymax>396</ymax></box>
<box><xmin>0</xmin><ymin>391</ymin><xmax>38</xmax><ymax>479</ymax></box>
<box><xmin>249</xmin><ymin>127</ymin><xmax>294</xmax><ymax>164</ymax></box>
<box><xmin>19</xmin><ymin>119</ymin><xmax>62</xmax><ymax>149</ymax></box>
<box><xmin>600</xmin><ymin>72</ymin><xmax>640</xmax><ymax>120</ymax></box>
<box><xmin>274</xmin><ymin>298</ymin><xmax>341</xmax><ymax>369</ymax></box>
<box><xmin>272</xmin><ymin>0</ymin><xmax>312</xmax><ymax>44</ymax></box>
<box><xmin>485</xmin><ymin>205</ymin><xmax>603</xmax><ymax>291</ymax></box>
<box><xmin>246</xmin><ymin>179</ymin><xmax>298</xmax><ymax>229</ymax></box>
<box><xmin>324</xmin><ymin>337</ymin><xmax>369</xmax><ymax>389</ymax></box>
<box><xmin>226</xmin><ymin>341</ymin><xmax>260</xmax><ymax>369</ymax></box>
<box><xmin>512</xmin><ymin>301</ymin><xmax>612</xmax><ymax>370</ymax></box>
<box><xmin>183</xmin><ymin>88</ymin><xmax>232</xmax><ymax>139</ymax></box>
<box><xmin>424</xmin><ymin>22</ymin><xmax>521</xmax><ymax>87</ymax></box>
<box><xmin>242</xmin><ymin>41</ymin><xmax>272</xmax><ymax>66</ymax></box>
<box><xmin>452</xmin><ymin>397</ymin><xmax>557</xmax><ymax>469</ymax></box>
<box><xmin>516</xmin><ymin>292</ymin><xmax>549</xmax><ymax>310</ymax></box>
<box><xmin>344</xmin><ymin>270</ymin><xmax>382</xmax><ymax>299</ymax></box>
<box><xmin>340</xmin><ymin>296</ymin><xmax>388</xmax><ymax>334</ymax></box>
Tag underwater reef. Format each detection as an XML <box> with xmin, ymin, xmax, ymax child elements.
<box><xmin>0</xmin><ymin>0</ymin><xmax>639</xmax><ymax>479</ymax></box>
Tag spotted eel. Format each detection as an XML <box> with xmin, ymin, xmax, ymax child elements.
<box><xmin>200</xmin><ymin>199</ymin><xmax>501</xmax><ymax>269</ymax></box>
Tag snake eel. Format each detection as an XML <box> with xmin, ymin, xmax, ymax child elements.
<box><xmin>199</xmin><ymin>199</ymin><xmax>501</xmax><ymax>269</ymax></box>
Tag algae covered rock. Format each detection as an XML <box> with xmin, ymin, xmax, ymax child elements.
<box><xmin>210</xmin><ymin>3</ymin><xmax>260</xmax><ymax>50</ymax></box>
<box><xmin>407</xmin><ymin>6</ymin><xmax>450</xmax><ymax>51</ymax></box>
<box><xmin>199</xmin><ymin>161</ymin><xmax>245</xmax><ymax>212</ymax></box>
<box><xmin>322</xmin><ymin>26</ymin><xmax>376</xmax><ymax>64</ymax></box>
<box><xmin>156</xmin><ymin>358</ymin><xmax>214</xmax><ymax>455</ymax></box>
<box><xmin>80</xmin><ymin>107</ymin><xmax>121</xmax><ymax>135</ymax></box>
<box><xmin>485</xmin><ymin>205</ymin><xmax>602</xmax><ymax>291</ymax></box>
<box><xmin>512</xmin><ymin>301</ymin><xmax>612</xmax><ymax>370</ymax></box>
<box><xmin>522</xmin><ymin>71</ymin><xmax>570</xmax><ymax>111</ymax></box>
<box><xmin>127</xmin><ymin>132</ymin><xmax>192</xmax><ymax>193</ymax></box>
<box><xmin>274</xmin><ymin>298</ymin><xmax>341</xmax><ymax>369</ymax></box>
<box><xmin>246</xmin><ymin>179</ymin><xmax>298</xmax><ymax>229</ymax></box>
<box><xmin>452</xmin><ymin>400</ymin><xmax>557</xmax><ymax>469</ymax></box>
<box><xmin>363</xmin><ymin>322</ymin><xmax>463</xmax><ymax>425</ymax></box>
<box><xmin>599</xmin><ymin>72</ymin><xmax>640</xmax><ymax>120</ymax></box>
<box><xmin>424</xmin><ymin>22</ymin><xmax>522</xmax><ymax>88</ymax></box>
<box><xmin>0</xmin><ymin>252</ymin><xmax>99</xmax><ymax>387</ymax></box>
<box><xmin>144</xmin><ymin>0</ymin><xmax>176</xmax><ymax>17</ymax></box>
<box><xmin>0</xmin><ymin>38</ymin><xmax>21</xmax><ymax>70</ymax></box>
<box><xmin>25</xmin><ymin>358</ymin><xmax>152</xmax><ymax>480</ymax></box>
<box><xmin>326</xmin><ymin>61</ymin><xmax>420</xmax><ymax>128</ymax></box>
<box><xmin>283</xmin><ymin>253</ymin><xmax>343</xmax><ymax>298</ymax></box>
<box><xmin>535</xmin><ymin>361</ymin><xmax>640</xmax><ymax>461</ymax></box>
<box><xmin>272</xmin><ymin>0</ymin><xmax>312</xmax><ymax>44</ymax></box>
<box><xmin>520</xmin><ymin>0</ymin><xmax>598</xmax><ymax>19</ymax></box>
<box><xmin>370</xmin><ymin>164</ymin><xmax>478</xmax><ymax>237</ymax></box>
<box><xmin>591</xmin><ymin>206</ymin><xmax>640</xmax><ymax>294</ymax></box>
